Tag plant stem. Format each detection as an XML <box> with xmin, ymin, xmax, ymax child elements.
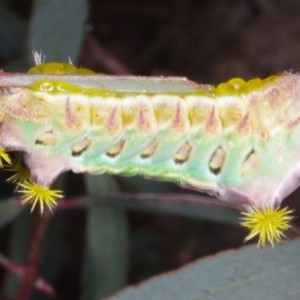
<box><xmin>13</xmin><ymin>212</ymin><xmax>51</xmax><ymax>300</ymax></box>
<box><xmin>0</xmin><ymin>252</ymin><xmax>54</xmax><ymax>295</ymax></box>
<box><xmin>56</xmin><ymin>192</ymin><xmax>237</xmax><ymax>211</ymax></box>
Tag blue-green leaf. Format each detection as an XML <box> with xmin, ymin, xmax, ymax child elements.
<box><xmin>0</xmin><ymin>2</ymin><xmax>27</xmax><ymax>59</ymax></box>
<box><xmin>3</xmin><ymin>209</ymin><xmax>32</xmax><ymax>298</ymax></box>
<box><xmin>28</xmin><ymin>0</ymin><xmax>88</xmax><ymax>62</ymax></box>
<box><xmin>81</xmin><ymin>174</ymin><xmax>129</xmax><ymax>300</ymax></box>
<box><xmin>107</xmin><ymin>238</ymin><xmax>300</xmax><ymax>300</ymax></box>
<box><xmin>0</xmin><ymin>198</ymin><xmax>25</xmax><ymax>228</ymax></box>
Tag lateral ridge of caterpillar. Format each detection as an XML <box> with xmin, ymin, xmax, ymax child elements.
<box><xmin>0</xmin><ymin>61</ymin><xmax>298</xmax><ymax>247</ymax></box>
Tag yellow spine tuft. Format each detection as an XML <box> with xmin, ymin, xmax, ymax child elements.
<box><xmin>18</xmin><ymin>181</ymin><xmax>63</xmax><ymax>214</ymax></box>
<box><xmin>240</xmin><ymin>206</ymin><xmax>294</xmax><ymax>247</ymax></box>
<box><xmin>0</xmin><ymin>147</ymin><xmax>11</xmax><ymax>168</ymax></box>
<box><xmin>5</xmin><ymin>155</ymin><xmax>31</xmax><ymax>184</ymax></box>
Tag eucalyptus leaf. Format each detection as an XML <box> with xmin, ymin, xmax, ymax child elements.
<box><xmin>0</xmin><ymin>2</ymin><xmax>27</xmax><ymax>59</ymax></box>
<box><xmin>0</xmin><ymin>199</ymin><xmax>24</xmax><ymax>228</ymax></box>
<box><xmin>107</xmin><ymin>238</ymin><xmax>300</xmax><ymax>300</ymax></box>
<box><xmin>81</xmin><ymin>175</ymin><xmax>129</xmax><ymax>300</ymax></box>
<box><xmin>3</xmin><ymin>209</ymin><xmax>32</xmax><ymax>298</ymax></box>
<box><xmin>28</xmin><ymin>0</ymin><xmax>88</xmax><ymax>62</ymax></box>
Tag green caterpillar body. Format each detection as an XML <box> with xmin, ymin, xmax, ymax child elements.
<box><xmin>1</xmin><ymin>63</ymin><xmax>300</xmax><ymax>210</ymax></box>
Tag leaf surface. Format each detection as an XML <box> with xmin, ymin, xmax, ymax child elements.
<box><xmin>81</xmin><ymin>174</ymin><xmax>129</xmax><ymax>300</ymax></box>
<box><xmin>0</xmin><ymin>199</ymin><xmax>24</xmax><ymax>228</ymax></box>
<box><xmin>107</xmin><ymin>238</ymin><xmax>300</xmax><ymax>300</ymax></box>
<box><xmin>29</xmin><ymin>0</ymin><xmax>88</xmax><ymax>62</ymax></box>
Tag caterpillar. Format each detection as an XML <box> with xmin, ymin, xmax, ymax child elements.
<box><xmin>0</xmin><ymin>60</ymin><xmax>297</xmax><ymax>247</ymax></box>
